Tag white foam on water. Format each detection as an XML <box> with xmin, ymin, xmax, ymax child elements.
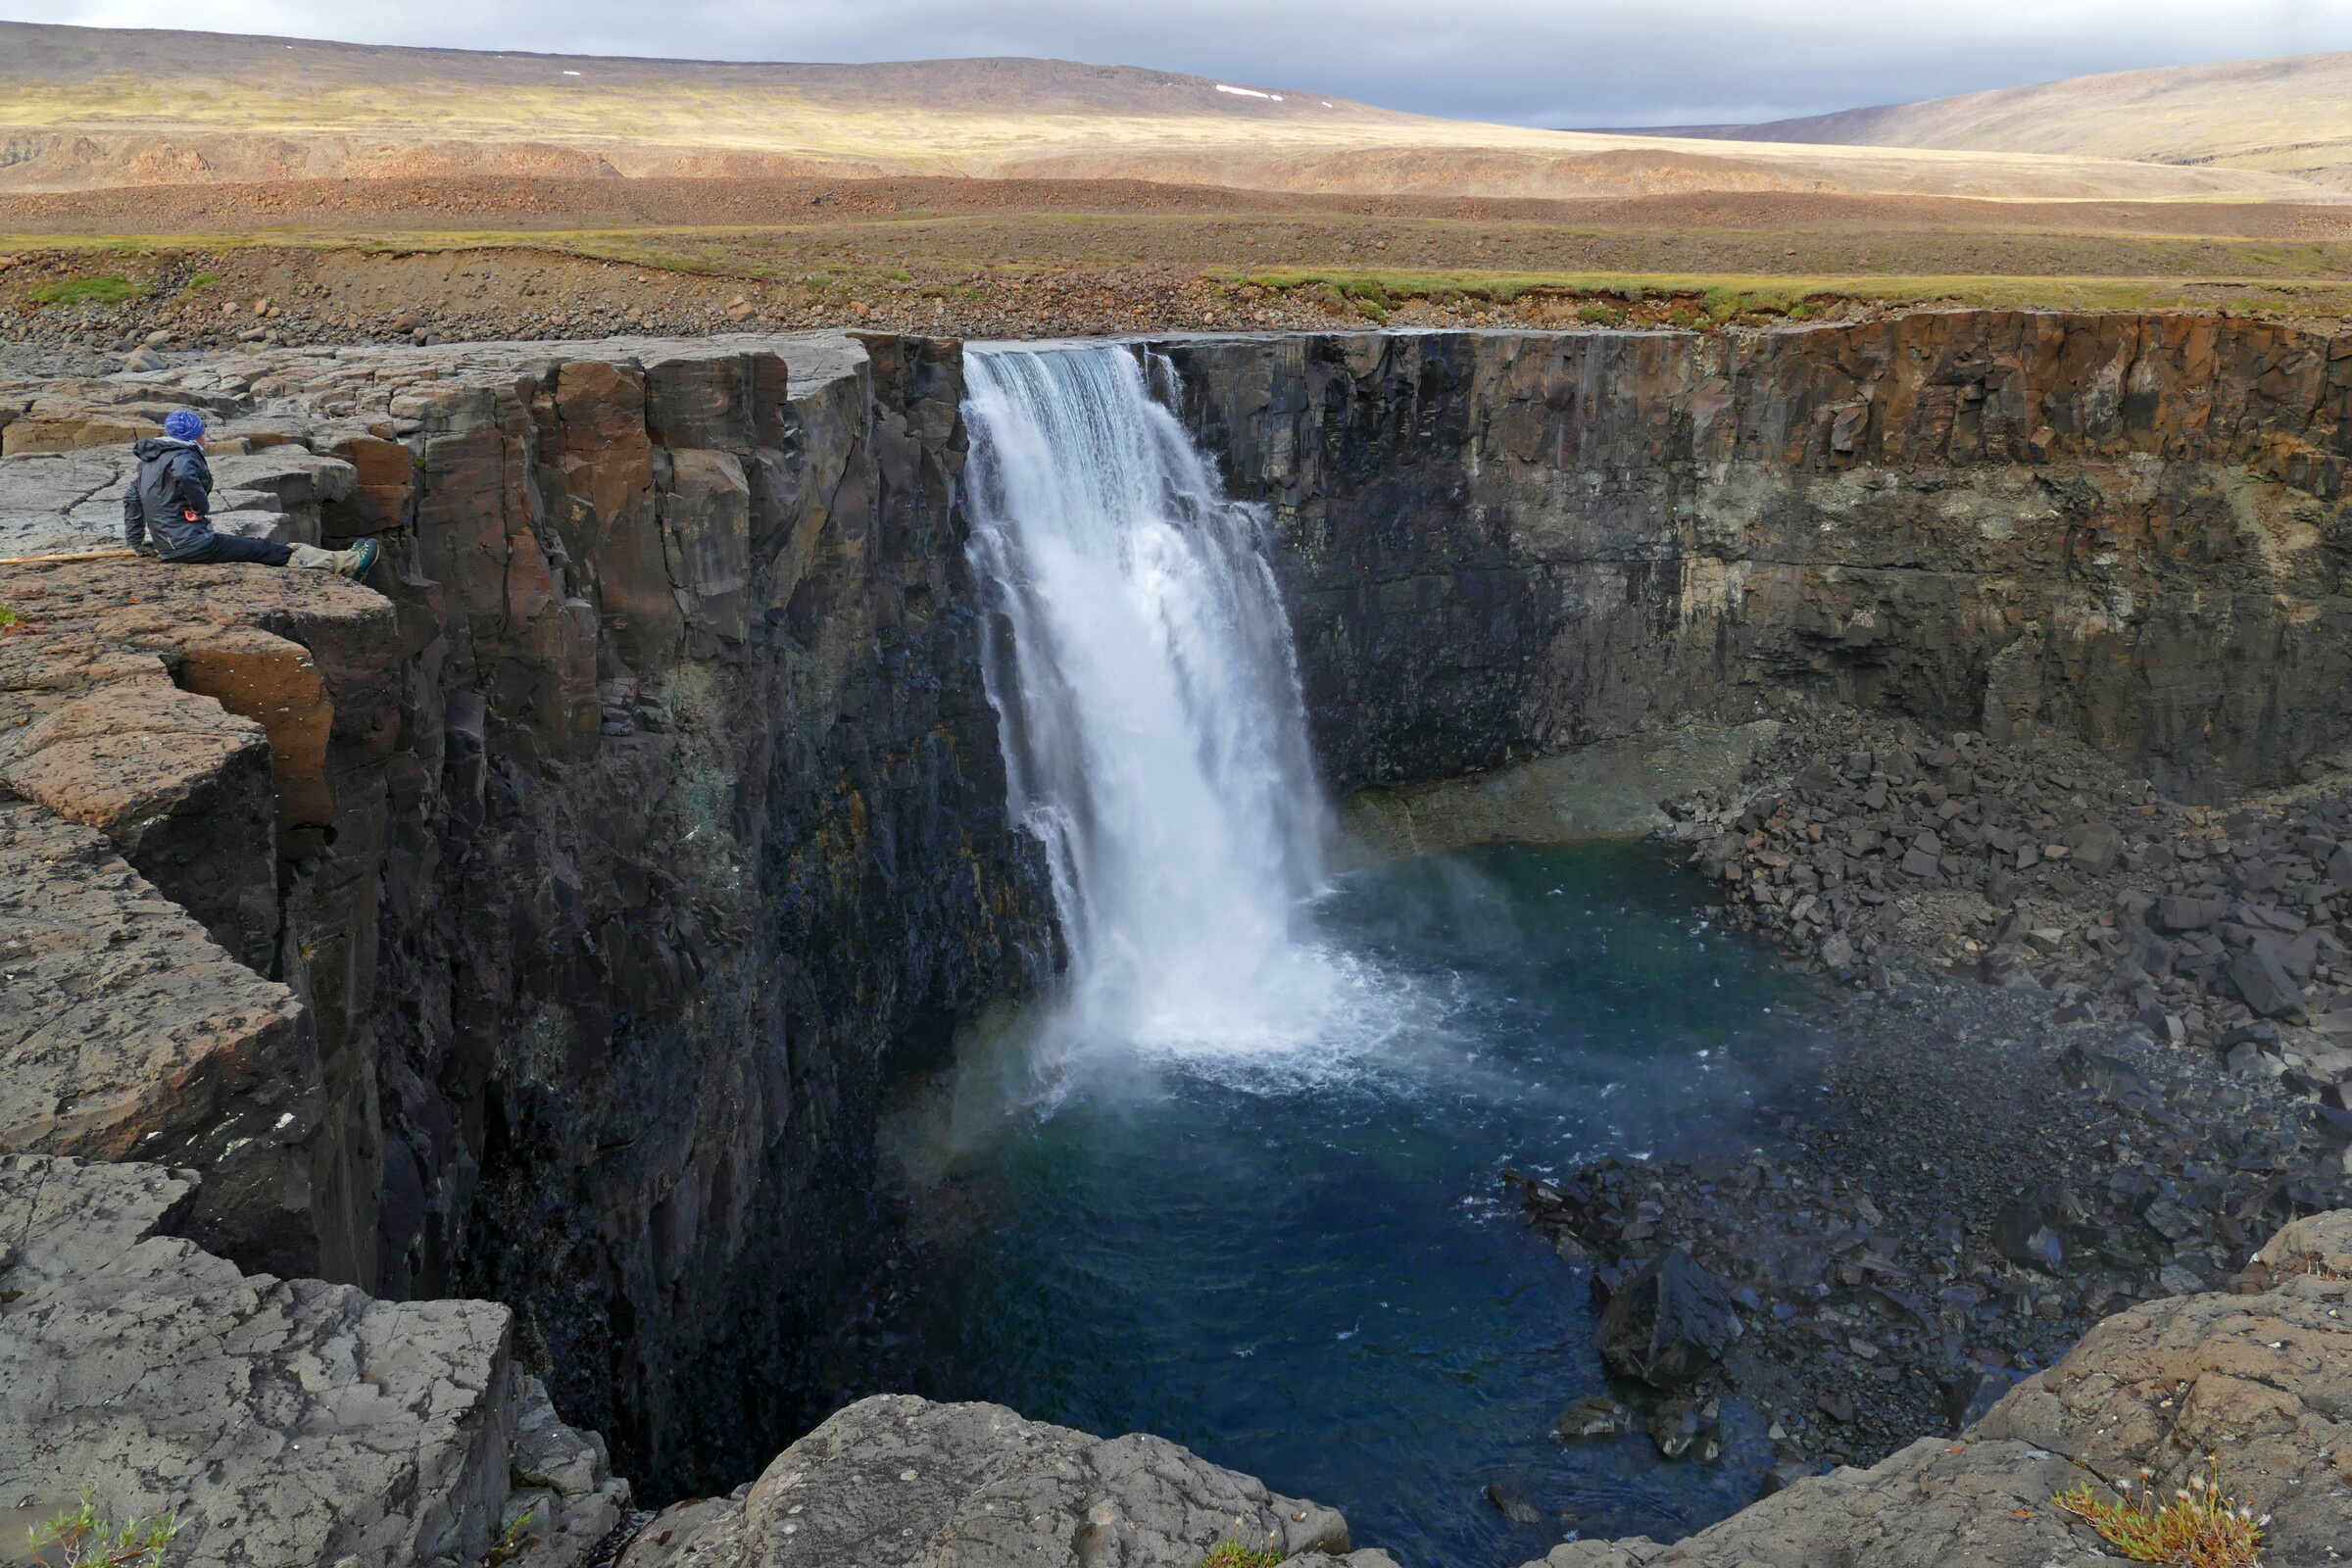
<box><xmin>965</xmin><ymin>343</ymin><xmax>1404</xmax><ymax>1093</ymax></box>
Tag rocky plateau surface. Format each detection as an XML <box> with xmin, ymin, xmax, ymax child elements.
<box><xmin>1</xmin><ymin>1153</ymin><xmax>629</xmax><ymax>1568</ymax></box>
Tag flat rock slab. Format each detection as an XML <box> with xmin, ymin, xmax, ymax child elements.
<box><xmin>1338</xmin><ymin>721</ymin><xmax>1782</xmax><ymax>864</ymax></box>
<box><xmin>0</xmin><ymin>1154</ymin><xmax>514</xmax><ymax>1568</ymax></box>
<box><xmin>617</xmin><ymin>1394</ymin><xmax>1353</xmax><ymax>1568</ymax></box>
<box><xmin>0</xmin><ymin>800</ymin><xmax>318</xmax><ymax>1274</ymax></box>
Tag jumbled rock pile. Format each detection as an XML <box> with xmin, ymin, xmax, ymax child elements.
<box><xmin>1666</xmin><ymin>725</ymin><xmax>2352</xmax><ymax>1101</ymax></box>
<box><xmin>1492</xmin><ymin>719</ymin><xmax>2352</xmax><ymax>1510</ymax></box>
<box><xmin>1511</xmin><ymin>1009</ymin><xmax>2341</xmax><ymax>1486</ymax></box>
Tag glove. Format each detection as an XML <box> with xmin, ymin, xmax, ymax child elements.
<box><xmin>181</xmin><ymin>509</ymin><xmax>203</xmax><ymax>522</ymax></box>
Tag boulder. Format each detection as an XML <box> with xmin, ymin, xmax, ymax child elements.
<box><xmin>1644</xmin><ymin>1397</ymin><xmax>1722</xmax><ymax>1461</ymax></box>
<box><xmin>2154</xmin><ymin>894</ymin><xmax>2228</xmax><ymax>932</ymax></box>
<box><xmin>615</xmin><ymin>1395</ymin><xmax>1350</xmax><ymax>1568</ymax></box>
<box><xmin>1486</xmin><ymin>1480</ymin><xmax>1546</xmax><ymax>1525</ymax></box>
<box><xmin>0</xmin><ymin>1155</ymin><xmax>523</xmax><ymax>1568</ymax></box>
<box><xmin>1596</xmin><ymin>1248</ymin><xmax>1743</xmax><ymax>1389</ymax></box>
<box><xmin>2060</xmin><ymin>821</ymin><xmax>2124</xmax><ymax>874</ymax></box>
<box><xmin>2228</xmin><ymin>946</ymin><xmax>2308</xmax><ymax>1019</ymax></box>
<box><xmin>1551</xmin><ymin>1395</ymin><xmax>1633</xmax><ymax>1440</ymax></box>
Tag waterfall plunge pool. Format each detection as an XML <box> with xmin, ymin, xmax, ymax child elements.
<box><xmin>905</xmin><ymin>342</ymin><xmax>1830</xmax><ymax>1566</ymax></box>
<box><xmin>887</xmin><ymin>842</ymin><xmax>1828</xmax><ymax>1568</ymax></box>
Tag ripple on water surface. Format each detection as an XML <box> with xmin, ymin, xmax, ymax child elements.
<box><xmin>897</xmin><ymin>842</ymin><xmax>1830</xmax><ymax>1568</ymax></box>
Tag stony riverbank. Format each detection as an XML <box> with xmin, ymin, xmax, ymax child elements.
<box><xmin>1502</xmin><ymin>716</ymin><xmax>2352</xmax><ymax>1525</ymax></box>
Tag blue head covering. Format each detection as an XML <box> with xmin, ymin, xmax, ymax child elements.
<box><xmin>163</xmin><ymin>410</ymin><xmax>206</xmax><ymax>442</ymax></box>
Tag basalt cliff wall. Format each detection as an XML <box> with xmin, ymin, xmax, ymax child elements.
<box><xmin>0</xmin><ymin>331</ymin><xmax>1054</xmax><ymax>1498</ymax></box>
<box><xmin>11</xmin><ymin>308</ymin><xmax>2352</xmax><ymax>1539</ymax></box>
<box><xmin>1155</xmin><ymin>315</ymin><xmax>2352</xmax><ymax>808</ymax></box>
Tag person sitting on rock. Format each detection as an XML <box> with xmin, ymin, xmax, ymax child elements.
<box><xmin>124</xmin><ymin>410</ymin><xmax>380</xmax><ymax>578</ymax></box>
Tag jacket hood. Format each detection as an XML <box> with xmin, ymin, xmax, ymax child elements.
<box><xmin>131</xmin><ymin>436</ymin><xmax>199</xmax><ymax>458</ymax></box>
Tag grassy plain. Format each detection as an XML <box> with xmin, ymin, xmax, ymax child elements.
<box><xmin>6</xmin><ymin>176</ymin><xmax>2352</xmax><ymax>344</ymax></box>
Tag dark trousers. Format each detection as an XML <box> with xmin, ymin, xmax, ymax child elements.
<box><xmin>166</xmin><ymin>531</ymin><xmax>293</xmax><ymax>567</ymax></box>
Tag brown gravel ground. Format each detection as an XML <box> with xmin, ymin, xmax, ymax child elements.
<box><xmin>11</xmin><ymin>176</ymin><xmax>2352</xmax><ymax>363</ymax></box>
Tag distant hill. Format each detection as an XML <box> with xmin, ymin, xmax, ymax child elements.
<box><xmin>1631</xmin><ymin>50</ymin><xmax>2352</xmax><ymax>191</ymax></box>
<box><xmin>0</xmin><ymin>22</ymin><xmax>2324</xmax><ymax>203</ymax></box>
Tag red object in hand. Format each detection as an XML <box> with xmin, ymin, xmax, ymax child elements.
<box><xmin>181</xmin><ymin>509</ymin><xmax>202</xmax><ymax>521</ymax></box>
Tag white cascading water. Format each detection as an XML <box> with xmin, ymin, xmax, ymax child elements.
<box><xmin>964</xmin><ymin>344</ymin><xmax>1351</xmax><ymax>1068</ymax></box>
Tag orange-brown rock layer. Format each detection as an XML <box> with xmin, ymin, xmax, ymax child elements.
<box><xmin>0</xmin><ymin>331</ymin><xmax>1055</xmax><ymax>1497</ymax></box>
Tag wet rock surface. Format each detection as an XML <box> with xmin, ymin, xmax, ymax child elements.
<box><xmin>614</xmin><ymin>1395</ymin><xmax>1362</xmax><ymax>1568</ymax></box>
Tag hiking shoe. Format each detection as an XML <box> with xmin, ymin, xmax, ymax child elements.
<box><xmin>330</xmin><ymin>538</ymin><xmax>380</xmax><ymax>580</ymax></box>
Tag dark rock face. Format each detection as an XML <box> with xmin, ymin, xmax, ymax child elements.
<box><xmin>1152</xmin><ymin>317</ymin><xmax>2352</xmax><ymax>803</ymax></box>
<box><xmin>1596</xmin><ymin>1249</ymin><xmax>1744</xmax><ymax>1390</ymax></box>
<box><xmin>354</xmin><ymin>335</ymin><xmax>1055</xmax><ymax>1494</ymax></box>
<box><xmin>0</xmin><ymin>333</ymin><xmax>1056</xmax><ymax>1499</ymax></box>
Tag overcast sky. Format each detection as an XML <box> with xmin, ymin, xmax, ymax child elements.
<box><xmin>15</xmin><ymin>0</ymin><xmax>2352</xmax><ymax>126</ymax></box>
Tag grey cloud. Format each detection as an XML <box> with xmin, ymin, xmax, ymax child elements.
<box><xmin>27</xmin><ymin>0</ymin><xmax>2352</xmax><ymax>124</ymax></box>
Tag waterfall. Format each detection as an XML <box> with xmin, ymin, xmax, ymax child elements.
<box><xmin>963</xmin><ymin>344</ymin><xmax>1342</xmax><ymax>1065</ymax></box>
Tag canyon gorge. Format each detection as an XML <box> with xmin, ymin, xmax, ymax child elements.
<box><xmin>5</xmin><ymin>308</ymin><xmax>2352</xmax><ymax>1567</ymax></box>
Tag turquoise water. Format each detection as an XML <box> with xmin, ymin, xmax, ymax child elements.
<box><xmin>903</xmin><ymin>842</ymin><xmax>1827</xmax><ymax>1567</ymax></box>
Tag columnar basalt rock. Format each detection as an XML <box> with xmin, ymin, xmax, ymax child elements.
<box><xmin>1</xmin><ymin>563</ymin><xmax>413</xmax><ymax>1284</ymax></box>
<box><xmin>0</xmin><ymin>330</ymin><xmax>1055</xmax><ymax>1497</ymax></box>
<box><xmin>1152</xmin><ymin>315</ymin><xmax>2352</xmax><ymax>806</ymax></box>
<box><xmin>11</xmin><ymin>310</ymin><xmax>2352</xmax><ymax>1544</ymax></box>
<box><xmin>0</xmin><ymin>804</ymin><xmax>321</xmax><ymax>1276</ymax></box>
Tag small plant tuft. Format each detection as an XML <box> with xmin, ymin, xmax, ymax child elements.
<box><xmin>2053</xmin><ymin>1459</ymin><xmax>2265</xmax><ymax>1567</ymax></box>
<box><xmin>28</xmin><ymin>276</ymin><xmax>139</xmax><ymax>308</ymax></box>
<box><xmin>28</xmin><ymin>1493</ymin><xmax>182</xmax><ymax>1568</ymax></box>
<box><xmin>1190</xmin><ymin>1543</ymin><xmax>1285</xmax><ymax>1568</ymax></box>
<box><xmin>482</xmin><ymin>1506</ymin><xmax>536</xmax><ymax>1568</ymax></box>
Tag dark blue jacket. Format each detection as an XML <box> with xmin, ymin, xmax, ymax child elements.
<box><xmin>122</xmin><ymin>437</ymin><xmax>217</xmax><ymax>560</ymax></box>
